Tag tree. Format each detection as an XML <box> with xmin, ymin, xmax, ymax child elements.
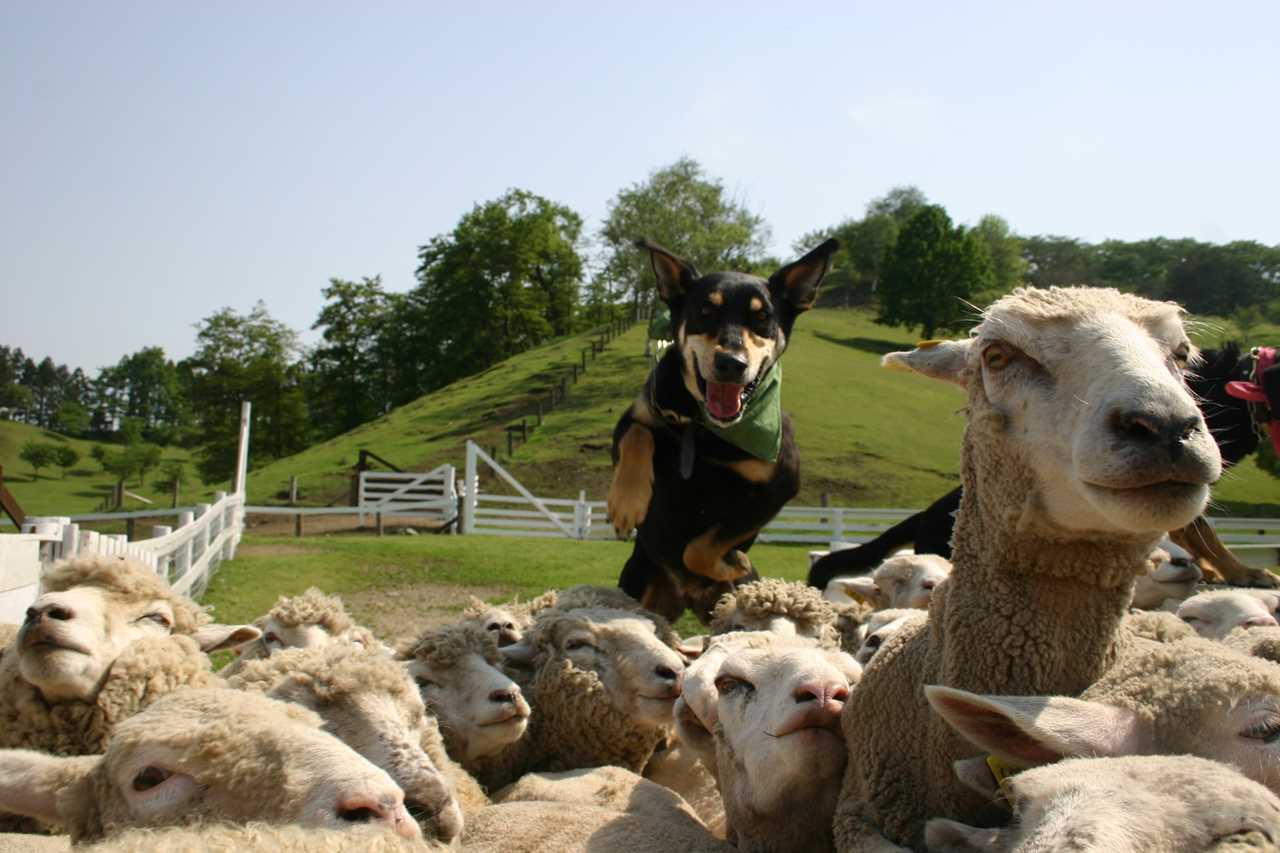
<box><xmin>403</xmin><ymin>189</ymin><xmax>586</xmax><ymax>397</ymax></box>
<box><xmin>19</xmin><ymin>441</ymin><xmax>58</xmax><ymax>479</ymax></box>
<box><xmin>598</xmin><ymin>158</ymin><xmax>770</xmax><ymax>304</ymax></box>
<box><xmin>308</xmin><ymin>276</ymin><xmax>397</xmax><ymax>437</ymax></box>
<box><xmin>185</xmin><ymin>303</ymin><xmax>311</xmax><ymax>483</ymax></box>
<box><xmin>865</xmin><ymin>185</ymin><xmax>929</xmax><ymax>225</ymax></box>
<box><xmin>878</xmin><ymin>205</ymin><xmax>995</xmax><ymax>338</ymax></box>
<box><xmin>51</xmin><ymin>444</ymin><xmax>79</xmax><ymax>478</ymax></box>
<box><xmin>153</xmin><ymin>460</ymin><xmax>188</xmax><ymax>508</ymax></box>
<box><xmin>969</xmin><ymin>215</ymin><xmax>1026</xmax><ymax>303</ymax></box>
<box><xmin>1165</xmin><ymin>242</ymin><xmax>1279</xmax><ymax>317</ymax></box>
<box><xmin>52</xmin><ymin>401</ymin><xmax>91</xmax><ymax>437</ymax></box>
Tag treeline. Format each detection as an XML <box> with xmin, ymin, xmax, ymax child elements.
<box><xmin>3</xmin><ymin>161</ymin><xmax>1276</xmax><ymax>489</ymax></box>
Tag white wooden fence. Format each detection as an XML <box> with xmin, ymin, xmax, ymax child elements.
<box><xmin>356</xmin><ymin>466</ymin><xmax>457</xmax><ymax>524</ymax></box>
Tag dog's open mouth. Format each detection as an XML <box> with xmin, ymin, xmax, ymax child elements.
<box><xmin>696</xmin><ymin>367</ymin><xmax>762</xmax><ymax>423</ymax></box>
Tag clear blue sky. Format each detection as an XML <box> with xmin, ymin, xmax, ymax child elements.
<box><xmin>3</xmin><ymin>2</ymin><xmax>1277</xmax><ymax>372</ymax></box>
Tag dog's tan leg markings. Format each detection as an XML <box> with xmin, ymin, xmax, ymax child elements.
<box><xmin>1171</xmin><ymin>516</ymin><xmax>1280</xmax><ymax>589</ymax></box>
<box><xmin>711</xmin><ymin>457</ymin><xmax>777</xmax><ymax>483</ymax></box>
<box><xmin>607</xmin><ymin>424</ymin><xmax>655</xmax><ymax>539</ymax></box>
<box><xmin>683</xmin><ymin>526</ymin><xmax>759</xmax><ymax>582</ymax></box>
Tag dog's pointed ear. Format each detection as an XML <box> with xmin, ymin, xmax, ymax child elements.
<box><xmin>635</xmin><ymin>238</ymin><xmax>699</xmax><ymax>303</ymax></box>
<box><xmin>770</xmin><ymin>238</ymin><xmax>839</xmax><ymax>313</ymax></box>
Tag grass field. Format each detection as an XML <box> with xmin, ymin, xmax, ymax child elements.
<box><xmin>0</xmin><ymin>421</ymin><xmax>192</xmax><ymax>517</ymax></box>
<box><xmin>203</xmin><ymin>533</ymin><xmax>813</xmax><ymax>640</ymax></box>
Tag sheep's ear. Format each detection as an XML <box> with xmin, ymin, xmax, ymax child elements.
<box><xmin>676</xmin><ymin>635</ymin><xmax>707</xmax><ymax>662</ymax></box>
<box><xmin>191</xmin><ymin>623</ymin><xmax>261</xmax><ymax>653</ymax></box>
<box><xmin>925</xmin><ymin>817</ymin><xmax>1010</xmax><ymax>852</ymax></box>
<box><xmin>499</xmin><ymin>640</ymin><xmax>538</xmax><ymax>666</ymax></box>
<box><xmin>882</xmin><ymin>339</ymin><xmax>974</xmax><ymax>387</ymax></box>
<box><xmin>840</xmin><ymin>576</ymin><xmax>883</xmax><ymax>607</ymax></box>
<box><xmin>0</xmin><ymin>750</ymin><xmax>98</xmax><ymax>825</ymax></box>
<box><xmin>769</xmin><ymin>238</ymin><xmax>839</xmax><ymax>314</ymax></box>
<box><xmin>635</xmin><ymin>238</ymin><xmax>699</xmax><ymax>304</ymax></box>
<box><xmin>924</xmin><ymin>686</ymin><xmax>1150</xmax><ymax>768</ymax></box>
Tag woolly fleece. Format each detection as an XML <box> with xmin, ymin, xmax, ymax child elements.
<box><xmin>1122</xmin><ymin>609</ymin><xmax>1198</xmax><ymax>643</ymax></box>
<box><xmin>708</xmin><ymin>578</ymin><xmax>840</xmax><ymax>646</ymax></box>
<box><xmin>463</xmin><ymin>801</ymin><xmax>732</xmax><ymax>853</ymax></box>
<box><xmin>1224</xmin><ymin>625</ymin><xmax>1280</xmax><ymax>663</ymax></box>
<box><xmin>82</xmin><ymin>824</ymin><xmax>448</xmax><ymax>852</ymax></box>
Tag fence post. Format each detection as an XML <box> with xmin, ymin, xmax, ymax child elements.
<box><xmin>289</xmin><ymin>476</ymin><xmax>298</xmax><ymax>504</ymax></box>
<box><xmin>520</xmin><ymin>419</ymin><xmax>528</xmax><ymax>441</ymax></box>
<box><xmin>376</xmin><ymin>512</ymin><xmax>384</xmax><ymax>537</ymax></box>
<box><xmin>461</xmin><ymin>442</ymin><xmax>478</xmax><ymax>534</ymax></box>
<box><xmin>295</xmin><ymin>513</ymin><xmax>303</xmax><ymax>538</ymax></box>
<box><xmin>833</xmin><ymin>508</ymin><xmax>845</xmax><ymax>544</ymax></box>
<box><xmin>151</xmin><ymin>526</ymin><xmax>172</xmax><ymax>579</ymax></box>
<box><xmin>574</xmin><ymin>490</ymin><xmax>588</xmax><ymax>539</ymax></box>
<box><xmin>507</xmin><ymin>431</ymin><xmax>514</xmax><ymax>457</ymax></box>
<box><xmin>177</xmin><ymin>510</ymin><xmax>194</xmax><ymax>578</ymax></box>
<box><xmin>536</xmin><ymin>403</ymin><xmax>543</xmax><ymax>427</ymax></box>
<box><xmin>194</xmin><ymin>504</ymin><xmax>210</xmax><ymax>571</ymax></box>
<box><xmin>231</xmin><ymin>401</ymin><xmax>252</xmax><ymax>496</ymax></box>
<box><xmin>61</xmin><ymin>523</ymin><xmax>79</xmax><ymax>561</ymax></box>
<box><xmin>126</xmin><ymin>517</ymin><xmax>136</xmax><ymax>542</ymax></box>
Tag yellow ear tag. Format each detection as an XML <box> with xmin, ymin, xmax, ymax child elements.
<box><xmin>986</xmin><ymin>755</ymin><xmax>1012</xmax><ymax>791</ymax></box>
<box><xmin>916</xmin><ymin>339</ymin><xmax>944</xmax><ymax>349</ymax></box>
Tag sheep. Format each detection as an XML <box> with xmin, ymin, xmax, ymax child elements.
<box><xmin>222</xmin><ymin>587</ymin><xmax>379</xmax><ymax>675</ymax></box>
<box><xmin>675</xmin><ymin>631</ymin><xmax>861</xmax><ymax>853</ymax></box>
<box><xmin>925</xmin><ymin>637</ymin><xmax>1280</xmax><ymax>796</ymax></box>
<box><xmin>1222</xmin><ymin>624</ymin><xmax>1280</xmax><ymax>663</ymax></box>
<box><xmin>398</xmin><ymin>622</ymin><xmax>531</xmax><ymax>786</ymax></box>
<box><xmin>224</xmin><ymin>643</ymin><xmax>480</xmax><ymax>841</ymax></box>
<box><xmin>925</xmin><ymin>755</ymin><xmax>1280</xmax><ymax>853</ymax></box>
<box><xmin>82</xmin><ymin>825</ymin><xmax>448</xmax><ymax>852</ymax></box>
<box><xmin>0</xmin><ymin>555</ymin><xmax>257</xmax><ymax>757</ymax></box>
<box><xmin>708</xmin><ymin>578</ymin><xmax>840</xmax><ymax>647</ymax></box>
<box><xmin>0</xmin><ymin>688</ymin><xmax>422</xmax><ymax>844</ymax></box>
<box><xmin>461</xmin><ymin>597</ymin><xmax>526</xmax><ymax>647</ymax></box>
<box><xmin>1122</xmin><ymin>608</ymin><xmax>1199</xmax><ymax>643</ymax></box>
<box><xmin>833</xmin><ymin>287</ymin><xmax>1223</xmax><ymax>851</ymax></box>
<box><xmin>854</xmin><ymin>610</ymin><xmax>922</xmax><ymax>666</ymax></box>
<box><xmin>828</xmin><ymin>554</ymin><xmax>952</xmax><ymax>611</ymax></box>
<box><xmin>0</xmin><ymin>626</ymin><xmax>17</xmax><ymax>653</ymax></box>
<box><xmin>486</xmin><ymin>606</ymin><xmax>685</xmax><ymax>791</ymax></box>
<box><xmin>1177</xmin><ymin>589</ymin><xmax>1279</xmax><ymax>639</ymax></box>
<box><xmin>1130</xmin><ymin>544</ymin><xmax>1202</xmax><ymax>610</ymax></box>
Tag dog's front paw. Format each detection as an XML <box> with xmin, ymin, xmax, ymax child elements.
<box><xmin>706</xmin><ymin>549</ymin><xmax>753</xmax><ymax>582</ymax></box>
<box><xmin>607</xmin><ymin>475</ymin><xmax>652</xmax><ymax>539</ymax></box>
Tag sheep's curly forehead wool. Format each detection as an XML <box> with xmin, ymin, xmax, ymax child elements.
<box><xmin>42</xmin><ymin>555</ymin><xmax>209</xmax><ymax>634</ymax></box>
<box><xmin>1085</xmin><ymin>638</ymin><xmax>1280</xmax><ymax>748</ymax></box>
<box><xmin>229</xmin><ymin>644</ymin><xmax>419</xmax><ymax>708</ymax></box>
<box><xmin>264</xmin><ymin>587</ymin><xmax>354</xmax><ymax>634</ymax></box>
<box><xmin>709</xmin><ymin>579</ymin><xmax>836</xmax><ymax>635</ymax></box>
<box><xmin>402</xmin><ymin>622</ymin><xmax>500</xmax><ymax>669</ymax></box>
<box><xmin>981</xmin><ymin>286</ymin><xmax>1183</xmax><ymax>329</ymax></box>
<box><xmin>529</xmin><ymin>604</ymin><xmax>678</xmax><ymax>649</ymax></box>
<box><xmin>114</xmin><ymin>686</ymin><xmax>325</xmax><ymax>735</ymax></box>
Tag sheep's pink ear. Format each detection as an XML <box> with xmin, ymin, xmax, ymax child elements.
<box><xmin>191</xmin><ymin>623</ymin><xmax>261</xmax><ymax>653</ymax></box>
<box><xmin>925</xmin><ymin>817</ymin><xmax>1010</xmax><ymax>852</ymax></box>
<box><xmin>0</xmin><ymin>750</ymin><xmax>98</xmax><ymax>825</ymax></box>
<box><xmin>924</xmin><ymin>686</ymin><xmax>1150</xmax><ymax>768</ymax></box>
<box><xmin>676</xmin><ymin>635</ymin><xmax>707</xmax><ymax>662</ymax></box>
<box><xmin>840</xmin><ymin>576</ymin><xmax>882</xmax><ymax>606</ymax></box>
<box><xmin>882</xmin><ymin>339</ymin><xmax>974</xmax><ymax>387</ymax></box>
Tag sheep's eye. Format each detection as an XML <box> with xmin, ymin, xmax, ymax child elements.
<box><xmin>1180</xmin><ymin>616</ymin><xmax>1199</xmax><ymax>623</ymax></box>
<box><xmin>264</xmin><ymin>632</ymin><xmax>282</xmax><ymax>646</ymax></box>
<box><xmin>415</xmin><ymin>677</ymin><xmax>437</xmax><ymax>690</ymax></box>
<box><xmin>715</xmin><ymin>675</ymin><xmax>753</xmax><ymax>695</ymax></box>
<box><xmin>564</xmin><ymin>638</ymin><xmax>596</xmax><ymax>652</ymax></box>
<box><xmin>982</xmin><ymin>342</ymin><xmax>1014</xmax><ymax>371</ymax></box>
<box><xmin>138</xmin><ymin>613</ymin><xmax>171</xmax><ymax>629</ymax></box>
<box><xmin>132</xmin><ymin>766</ymin><xmax>171</xmax><ymax>792</ymax></box>
<box><xmin>866</xmin><ymin>635</ymin><xmax>883</xmax><ymax>649</ymax></box>
<box><xmin>1241</xmin><ymin>720</ymin><xmax>1280</xmax><ymax>743</ymax></box>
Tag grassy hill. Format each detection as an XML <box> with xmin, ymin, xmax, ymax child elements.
<box><xmin>0</xmin><ymin>421</ymin><xmax>192</xmax><ymax>517</ymax></box>
<box><xmin>237</xmin><ymin>307</ymin><xmax>1280</xmax><ymax>516</ymax></box>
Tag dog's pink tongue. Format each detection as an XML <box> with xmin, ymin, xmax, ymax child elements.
<box><xmin>706</xmin><ymin>382</ymin><xmax>744</xmax><ymax>420</ymax></box>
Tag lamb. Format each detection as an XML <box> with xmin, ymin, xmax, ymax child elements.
<box><xmin>398</xmin><ymin>622</ymin><xmax>531</xmax><ymax>784</ymax></box>
<box><xmin>854</xmin><ymin>610</ymin><xmax>922</xmax><ymax>666</ymax></box>
<box><xmin>833</xmin><ymin>287</ymin><xmax>1223</xmax><ymax>851</ymax></box>
<box><xmin>84</xmin><ymin>824</ymin><xmax>447</xmax><ymax>852</ymax></box>
<box><xmin>0</xmin><ymin>688</ymin><xmax>422</xmax><ymax>844</ymax></box>
<box><xmin>925</xmin><ymin>637</ymin><xmax>1280</xmax><ymax>795</ymax></box>
<box><xmin>1177</xmin><ymin>589</ymin><xmax>1279</xmax><ymax>639</ymax></box>
<box><xmin>0</xmin><ymin>555</ymin><xmax>256</xmax><ymax>757</ymax></box>
<box><xmin>708</xmin><ymin>578</ymin><xmax>840</xmax><ymax>647</ymax></box>
<box><xmin>1222</xmin><ymin>624</ymin><xmax>1280</xmax><ymax>663</ymax></box>
<box><xmin>223</xmin><ymin>587</ymin><xmax>379</xmax><ymax>674</ymax></box>
<box><xmin>1130</xmin><ymin>544</ymin><xmax>1202</xmax><ymax>610</ymax></box>
<box><xmin>675</xmin><ymin>631</ymin><xmax>861</xmax><ymax>852</ymax></box>
<box><xmin>925</xmin><ymin>755</ymin><xmax>1280</xmax><ymax>853</ymax></box>
<box><xmin>828</xmin><ymin>554</ymin><xmax>952</xmax><ymax>611</ymax></box>
<box><xmin>224</xmin><ymin>643</ymin><xmax>478</xmax><ymax>841</ymax></box>
<box><xmin>487</xmin><ymin>606</ymin><xmax>685</xmax><ymax>791</ymax></box>
<box><xmin>461</xmin><ymin>597</ymin><xmax>526</xmax><ymax>647</ymax></box>
<box><xmin>463</xmin><ymin>799</ymin><xmax>733</xmax><ymax>853</ymax></box>
<box><xmin>1122</xmin><ymin>608</ymin><xmax>1199</xmax><ymax>643</ymax></box>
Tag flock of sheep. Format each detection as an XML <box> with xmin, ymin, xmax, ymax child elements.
<box><xmin>2</xmin><ymin>285</ymin><xmax>1280</xmax><ymax>853</ymax></box>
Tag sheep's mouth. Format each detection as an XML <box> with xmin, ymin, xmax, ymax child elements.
<box><xmin>21</xmin><ymin>632</ymin><xmax>88</xmax><ymax>655</ymax></box>
<box><xmin>1083</xmin><ymin>480</ymin><xmax>1206</xmax><ymax>504</ymax></box>
<box><xmin>479</xmin><ymin>709</ymin><xmax>528</xmax><ymax>727</ymax></box>
<box><xmin>768</xmin><ymin>707</ymin><xmax>844</xmax><ymax>739</ymax></box>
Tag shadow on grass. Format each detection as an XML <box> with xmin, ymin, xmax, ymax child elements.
<box><xmin>813</xmin><ymin>332</ymin><xmax>905</xmax><ymax>356</ymax></box>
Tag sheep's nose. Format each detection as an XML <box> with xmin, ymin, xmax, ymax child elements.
<box><xmin>496</xmin><ymin>628</ymin><xmax>521</xmax><ymax>647</ymax></box>
<box><xmin>713</xmin><ymin>351</ymin><xmax>749</xmax><ymax>381</ymax></box>
<box><xmin>793</xmin><ymin>681</ymin><xmax>851</xmax><ymax>713</ymax></box>
<box><xmin>25</xmin><ymin>603</ymin><xmax>74</xmax><ymax>624</ymax></box>
<box><xmin>920</xmin><ymin>579</ymin><xmax>936</xmax><ymax>591</ymax></box>
<box><xmin>489</xmin><ymin>687</ymin><xmax>519</xmax><ymax>705</ymax></box>
<box><xmin>337</xmin><ymin>794</ymin><xmax>421</xmax><ymax>840</ymax></box>
<box><xmin>1108</xmin><ymin>408</ymin><xmax>1202</xmax><ymax>456</ymax></box>
<box><xmin>1243</xmin><ymin>615</ymin><xmax>1279</xmax><ymax>629</ymax></box>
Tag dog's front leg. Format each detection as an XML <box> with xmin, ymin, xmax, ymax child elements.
<box><xmin>683</xmin><ymin>525</ymin><xmax>759</xmax><ymax>582</ymax></box>
<box><xmin>607</xmin><ymin>409</ymin><xmax>655</xmax><ymax>539</ymax></box>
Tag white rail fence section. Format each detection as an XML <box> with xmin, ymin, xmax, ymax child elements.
<box><xmin>356</xmin><ymin>466</ymin><xmax>457</xmax><ymax>525</ymax></box>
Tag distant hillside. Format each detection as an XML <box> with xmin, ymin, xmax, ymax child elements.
<box><xmin>234</xmin><ymin>308</ymin><xmax>1280</xmax><ymax>516</ymax></box>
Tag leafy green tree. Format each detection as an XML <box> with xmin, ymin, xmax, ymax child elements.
<box><xmin>878</xmin><ymin>205</ymin><xmax>995</xmax><ymax>338</ymax></box>
<box><xmin>153</xmin><ymin>460</ymin><xmax>188</xmax><ymax>507</ymax></box>
<box><xmin>1166</xmin><ymin>242</ymin><xmax>1279</xmax><ymax>317</ymax></box>
<box><xmin>404</xmin><ymin>189</ymin><xmax>586</xmax><ymax>397</ymax></box>
<box><xmin>19</xmin><ymin>441</ymin><xmax>58</xmax><ymax>479</ymax></box>
<box><xmin>865</xmin><ymin>185</ymin><xmax>929</xmax><ymax>225</ymax></box>
<box><xmin>1021</xmin><ymin>235</ymin><xmax>1101</xmax><ymax>288</ymax></box>
<box><xmin>598</xmin><ymin>158</ymin><xmax>770</xmax><ymax>304</ymax></box>
<box><xmin>52</xmin><ymin>401</ymin><xmax>91</xmax><ymax>437</ymax></box>
<box><xmin>308</xmin><ymin>276</ymin><xmax>397</xmax><ymax>437</ymax></box>
<box><xmin>969</xmin><ymin>215</ymin><xmax>1026</xmax><ymax>303</ymax></box>
<box><xmin>51</xmin><ymin>445</ymin><xmax>79</xmax><ymax>478</ymax></box>
<box><xmin>185</xmin><ymin>302</ymin><xmax>311</xmax><ymax>483</ymax></box>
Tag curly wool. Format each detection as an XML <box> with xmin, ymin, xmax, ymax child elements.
<box><xmin>831</xmin><ymin>602</ymin><xmax>874</xmax><ymax>655</ymax></box>
<box><xmin>263</xmin><ymin>587</ymin><xmax>354</xmax><ymax>634</ymax></box>
<box><xmin>402</xmin><ymin>622</ymin><xmax>500</xmax><ymax>671</ymax></box>
<box><xmin>1083</xmin><ymin>637</ymin><xmax>1280</xmax><ymax>755</ymax></box>
<box><xmin>710</xmin><ymin>579</ymin><xmax>840</xmax><ymax>646</ymax></box>
<box><xmin>1223</xmin><ymin>625</ymin><xmax>1280</xmax><ymax>663</ymax></box>
<box><xmin>1123</xmin><ymin>609</ymin><xmax>1198</xmax><ymax>644</ymax></box>
<box><xmin>42</xmin><ymin>555</ymin><xmax>210</xmax><ymax>635</ymax></box>
<box><xmin>0</xmin><ymin>634</ymin><xmax>215</xmax><ymax>756</ymax></box>
<box><xmin>83</xmin><ymin>823</ymin><xmax>447</xmax><ymax>853</ymax></box>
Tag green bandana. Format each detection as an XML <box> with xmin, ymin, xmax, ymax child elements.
<box><xmin>700</xmin><ymin>362</ymin><xmax>783</xmax><ymax>462</ymax></box>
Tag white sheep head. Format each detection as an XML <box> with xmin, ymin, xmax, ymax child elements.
<box><xmin>676</xmin><ymin>632</ymin><xmax>860</xmax><ymax>853</ymax></box>
<box><xmin>1177</xmin><ymin>590</ymin><xmax>1279</xmax><ymax>640</ymax></box>
<box><xmin>832</xmin><ymin>554</ymin><xmax>953</xmax><ymax>611</ymax></box>
<box><xmin>1130</xmin><ymin>545</ymin><xmax>1202</xmax><ymax>610</ymax></box>
<box><xmin>884</xmin><ymin>287</ymin><xmax>1221</xmax><ymax>539</ymax></box>
<box><xmin>854</xmin><ymin>610</ymin><xmax>920</xmax><ymax>666</ymax></box>
<box><xmin>17</xmin><ymin>555</ymin><xmax>257</xmax><ymax>703</ymax></box>
<box><xmin>225</xmin><ymin>644</ymin><xmax>463</xmax><ymax>844</ymax></box>
<box><xmin>926</xmin><ymin>755</ymin><xmax>1280</xmax><ymax>853</ymax></box>
<box><xmin>402</xmin><ymin>622</ymin><xmax>530</xmax><ymax>763</ymax></box>
<box><xmin>0</xmin><ymin>688</ymin><xmax>420</xmax><ymax>844</ymax></box>
<box><xmin>926</xmin><ymin>638</ymin><xmax>1280</xmax><ymax>796</ymax></box>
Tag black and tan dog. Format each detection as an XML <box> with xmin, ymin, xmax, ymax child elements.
<box><xmin>608</xmin><ymin>237</ymin><xmax>839</xmax><ymax>623</ymax></box>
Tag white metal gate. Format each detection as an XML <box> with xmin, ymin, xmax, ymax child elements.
<box><xmin>357</xmin><ymin>465</ymin><xmax>458</xmax><ymax>524</ymax></box>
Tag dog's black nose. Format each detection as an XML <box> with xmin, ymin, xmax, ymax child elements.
<box><xmin>713</xmin><ymin>352</ymin><xmax>749</xmax><ymax>381</ymax></box>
